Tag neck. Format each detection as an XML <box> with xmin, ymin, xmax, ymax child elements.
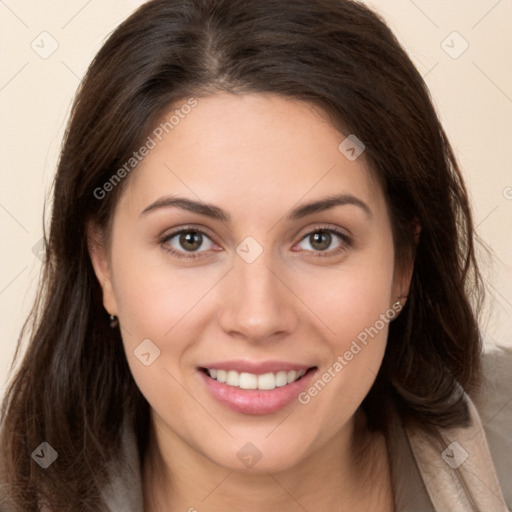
<box><xmin>142</xmin><ymin>410</ymin><xmax>394</xmax><ymax>512</ymax></box>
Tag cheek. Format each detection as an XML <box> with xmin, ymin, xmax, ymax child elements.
<box><xmin>108</xmin><ymin>240</ymin><xmax>230</xmax><ymax>403</ymax></box>
<box><xmin>110</xmin><ymin>264</ymin><xmax>204</xmax><ymax>417</ymax></box>
<box><xmin>292</xmin><ymin>237</ymin><xmax>395</xmax><ymax>348</ymax></box>
<box><xmin>291</xmin><ymin>236</ymin><xmax>395</xmax><ymax>421</ymax></box>
<box><xmin>110</xmin><ymin>239</ymin><xmax>219</xmax><ymax>343</ymax></box>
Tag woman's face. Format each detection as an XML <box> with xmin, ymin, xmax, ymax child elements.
<box><xmin>91</xmin><ymin>92</ymin><xmax>407</xmax><ymax>473</ymax></box>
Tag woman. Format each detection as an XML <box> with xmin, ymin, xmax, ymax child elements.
<box><xmin>1</xmin><ymin>0</ymin><xmax>510</xmax><ymax>510</ymax></box>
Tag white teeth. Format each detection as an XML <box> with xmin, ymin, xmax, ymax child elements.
<box><xmin>257</xmin><ymin>372</ymin><xmax>276</xmax><ymax>390</ymax></box>
<box><xmin>275</xmin><ymin>371</ymin><xmax>288</xmax><ymax>387</ymax></box>
<box><xmin>287</xmin><ymin>370</ymin><xmax>298</xmax><ymax>384</ymax></box>
<box><xmin>206</xmin><ymin>368</ymin><xmax>307</xmax><ymax>390</ymax></box>
<box><xmin>239</xmin><ymin>372</ymin><xmax>258</xmax><ymax>390</ymax></box>
<box><xmin>226</xmin><ymin>370</ymin><xmax>239</xmax><ymax>386</ymax></box>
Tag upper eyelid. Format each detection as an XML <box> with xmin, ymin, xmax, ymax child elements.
<box><xmin>297</xmin><ymin>223</ymin><xmax>349</xmax><ymax>238</ymax></box>
<box><xmin>162</xmin><ymin>224</ymin><xmax>216</xmax><ymax>240</ymax></box>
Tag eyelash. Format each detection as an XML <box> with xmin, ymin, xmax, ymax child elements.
<box><xmin>158</xmin><ymin>224</ymin><xmax>352</xmax><ymax>260</ymax></box>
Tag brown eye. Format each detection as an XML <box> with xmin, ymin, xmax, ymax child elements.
<box><xmin>161</xmin><ymin>228</ymin><xmax>216</xmax><ymax>258</ymax></box>
<box><xmin>179</xmin><ymin>231</ymin><xmax>204</xmax><ymax>251</ymax></box>
<box><xmin>308</xmin><ymin>231</ymin><xmax>332</xmax><ymax>251</ymax></box>
<box><xmin>295</xmin><ymin>227</ymin><xmax>350</xmax><ymax>257</ymax></box>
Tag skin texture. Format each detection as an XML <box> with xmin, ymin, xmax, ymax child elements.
<box><xmin>89</xmin><ymin>93</ymin><xmax>413</xmax><ymax>511</ymax></box>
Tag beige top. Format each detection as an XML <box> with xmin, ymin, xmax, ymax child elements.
<box><xmin>102</xmin><ymin>345</ymin><xmax>512</xmax><ymax>511</ymax></box>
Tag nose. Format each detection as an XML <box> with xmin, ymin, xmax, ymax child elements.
<box><xmin>217</xmin><ymin>251</ymin><xmax>299</xmax><ymax>343</ymax></box>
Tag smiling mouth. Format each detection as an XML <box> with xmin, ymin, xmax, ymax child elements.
<box><xmin>199</xmin><ymin>367</ymin><xmax>316</xmax><ymax>391</ymax></box>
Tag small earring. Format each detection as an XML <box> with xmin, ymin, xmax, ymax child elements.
<box><xmin>109</xmin><ymin>315</ymin><xmax>119</xmax><ymax>328</ymax></box>
<box><xmin>394</xmin><ymin>294</ymin><xmax>408</xmax><ymax>309</ymax></box>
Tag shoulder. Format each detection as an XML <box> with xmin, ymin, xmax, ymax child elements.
<box><xmin>470</xmin><ymin>343</ymin><xmax>512</xmax><ymax>507</ymax></box>
<box><xmin>101</xmin><ymin>419</ymin><xmax>144</xmax><ymax>511</ymax></box>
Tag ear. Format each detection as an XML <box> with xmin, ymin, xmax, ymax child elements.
<box><xmin>87</xmin><ymin>221</ymin><xmax>118</xmax><ymax>316</ymax></box>
<box><xmin>392</xmin><ymin>217</ymin><xmax>421</xmax><ymax>304</ymax></box>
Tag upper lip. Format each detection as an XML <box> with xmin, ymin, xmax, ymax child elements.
<box><xmin>199</xmin><ymin>360</ymin><xmax>316</xmax><ymax>375</ymax></box>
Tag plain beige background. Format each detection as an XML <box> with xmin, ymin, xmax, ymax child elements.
<box><xmin>1</xmin><ymin>0</ymin><xmax>511</xmax><ymax>396</ymax></box>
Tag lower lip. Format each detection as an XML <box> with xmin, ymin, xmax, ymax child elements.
<box><xmin>198</xmin><ymin>368</ymin><xmax>318</xmax><ymax>415</ymax></box>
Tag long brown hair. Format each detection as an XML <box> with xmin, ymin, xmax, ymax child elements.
<box><xmin>0</xmin><ymin>0</ymin><xmax>486</xmax><ymax>509</ymax></box>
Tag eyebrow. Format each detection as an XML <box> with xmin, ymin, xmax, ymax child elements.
<box><xmin>140</xmin><ymin>193</ymin><xmax>372</xmax><ymax>221</ymax></box>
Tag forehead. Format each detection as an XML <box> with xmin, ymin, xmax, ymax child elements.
<box><xmin>119</xmin><ymin>92</ymin><xmax>386</xmax><ymax>221</ymax></box>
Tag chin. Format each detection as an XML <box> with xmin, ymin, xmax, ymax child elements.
<box><xmin>198</xmin><ymin>431</ymin><xmax>317</xmax><ymax>475</ymax></box>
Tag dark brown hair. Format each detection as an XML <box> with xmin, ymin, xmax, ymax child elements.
<box><xmin>0</xmin><ymin>0</ymin><xmax>486</xmax><ymax>509</ymax></box>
